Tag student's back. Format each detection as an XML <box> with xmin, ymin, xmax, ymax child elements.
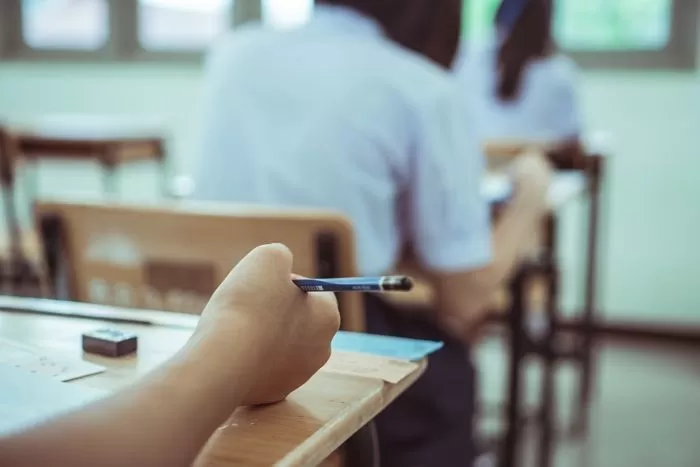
<box><xmin>193</xmin><ymin>2</ymin><xmax>554</xmax><ymax>466</ymax></box>
<box><xmin>196</xmin><ymin>5</ymin><xmax>483</xmax><ymax>276</ymax></box>
<box><xmin>456</xmin><ymin>38</ymin><xmax>580</xmax><ymax>140</ymax></box>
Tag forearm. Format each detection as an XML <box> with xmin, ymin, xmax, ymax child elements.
<box><xmin>0</xmin><ymin>338</ymin><xmax>249</xmax><ymax>467</ymax></box>
<box><xmin>484</xmin><ymin>196</ymin><xmax>544</xmax><ymax>287</ymax></box>
<box><xmin>435</xmin><ymin>197</ymin><xmax>544</xmax><ymax>336</ymax></box>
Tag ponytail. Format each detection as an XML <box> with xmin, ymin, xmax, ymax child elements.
<box><xmin>495</xmin><ymin>0</ymin><xmax>553</xmax><ymax>101</ymax></box>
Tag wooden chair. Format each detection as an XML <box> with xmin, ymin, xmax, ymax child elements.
<box><xmin>34</xmin><ymin>200</ymin><xmax>366</xmax><ymax>333</ymax></box>
<box><xmin>34</xmin><ymin>199</ymin><xmax>374</xmax><ymax>467</ymax></box>
<box><xmin>484</xmin><ymin>139</ymin><xmax>606</xmax><ymax>467</ymax></box>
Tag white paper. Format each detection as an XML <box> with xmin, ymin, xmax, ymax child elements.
<box><xmin>0</xmin><ymin>338</ymin><xmax>105</xmax><ymax>382</ymax></box>
<box><xmin>0</xmin><ymin>365</ymin><xmax>105</xmax><ymax>436</ymax></box>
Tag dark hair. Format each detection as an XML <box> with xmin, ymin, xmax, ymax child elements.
<box><xmin>496</xmin><ymin>0</ymin><xmax>554</xmax><ymax>101</ymax></box>
<box><xmin>316</xmin><ymin>0</ymin><xmax>463</xmax><ymax>69</ymax></box>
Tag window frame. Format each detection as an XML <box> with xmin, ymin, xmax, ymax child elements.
<box><xmin>1</xmin><ymin>0</ymin><xmax>121</xmax><ymax>62</ymax></box>
<box><xmin>0</xmin><ymin>0</ymin><xmax>261</xmax><ymax>63</ymax></box>
<box><xmin>464</xmin><ymin>0</ymin><xmax>699</xmax><ymax>70</ymax></box>
<box><xmin>562</xmin><ymin>0</ymin><xmax>700</xmax><ymax>69</ymax></box>
<box><xmin>0</xmin><ymin>0</ymin><xmax>697</xmax><ymax>69</ymax></box>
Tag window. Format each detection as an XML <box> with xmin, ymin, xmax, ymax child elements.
<box><xmin>138</xmin><ymin>0</ymin><xmax>233</xmax><ymax>51</ymax></box>
<box><xmin>557</xmin><ymin>0</ymin><xmax>673</xmax><ymax>51</ymax></box>
<box><xmin>21</xmin><ymin>0</ymin><xmax>109</xmax><ymax>50</ymax></box>
<box><xmin>262</xmin><ymin>0</ymin><xmax>313</xmax><ymax>29</ymax></box>
<box><xmin>1</xmin><ymin>0</ymin><xmax>697</xmax><ymax>68</ymax></box>
<box><xmin>463</xmin><ymin>0</ymin><xmax>698</xmax><ymax>69</ymax></box>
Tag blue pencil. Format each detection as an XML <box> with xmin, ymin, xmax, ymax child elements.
<box><xmin>293</xmin><ymin>276</ymin><xmax>414</xmax><ymax>293</ymax></box>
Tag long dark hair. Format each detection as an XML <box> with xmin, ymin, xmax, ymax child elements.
<box><xmin>316</xmin><ymin>0</ymin><xmax>463</xmax><ymax>69</ymax></box>
<box><xmin>496</xmin><ymin>0</ymin><xmax>554</xmax><ymax>101</ymax></box>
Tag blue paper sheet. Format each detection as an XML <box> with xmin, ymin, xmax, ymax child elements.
<box><xmin>331</xmin><ymin>331</ymin><xmax>443</xmax><ymax>362</ymax></box>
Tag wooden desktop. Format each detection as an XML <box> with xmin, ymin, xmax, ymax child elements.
<box><xmin>0</xmin><ymin>297</ymin><xmax>426</xmax><ymax>467</ymax></box>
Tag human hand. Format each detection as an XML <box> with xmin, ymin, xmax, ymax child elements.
<box><xmin>509</xmin><ymin>150</ymin><xmax>553</xmax><ymax>216</ymax></box>
<box><xmin>189</xmin><ymin>244</ymin><xmax>340</xmax><ymax>406</ymax></box>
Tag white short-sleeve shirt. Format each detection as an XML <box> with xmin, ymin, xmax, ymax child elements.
<box><xmin>454</xmin><ymin>39</ymin><xmax>582</xmax><ymax>141</ymax></box>
<box><xmin>194</xmin><ymin>5</ymin><xmax>491</xmax><ymax>276</ymax></box>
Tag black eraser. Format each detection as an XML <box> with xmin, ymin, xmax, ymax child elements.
<box><xmin>82</xmin><ymin>329</ymin><xmax>138</xmax><ymax>358</ymax></box>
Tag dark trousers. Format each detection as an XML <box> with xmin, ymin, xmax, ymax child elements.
<box><xmin>364</xmin><ymin>295</ymin><xmax>477</xmax><ymax>467</ymax></box>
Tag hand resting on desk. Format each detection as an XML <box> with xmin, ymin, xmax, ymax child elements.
<box><xmin>191</xmin><ymin>243</ymin><xmax>341</xmax><ymax>406</ymax></box>
<box><xmin>0</xmin><ymin>244</ymin><xmax>340</xmax><ymax>467</ymax></box>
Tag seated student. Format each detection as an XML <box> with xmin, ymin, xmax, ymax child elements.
<box><xmin>455</xmin><ymin>0</ymin><xmax>583</xmax><ymax>142</ymax></box>
<box><xmin>0</xmin><ymin>244</ymin><xmax>340</xmax><ymax>467</ymax></box>
<box><xmin>193</xmin><ymin>0</ymin><xmax>552</xmax><ymax>465</ymax></box>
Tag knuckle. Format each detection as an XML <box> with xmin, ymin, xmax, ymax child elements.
<box><xmin>259</xmin><ymin>243</ymin><xmax>293</xmax><ymax>262</ymax></box>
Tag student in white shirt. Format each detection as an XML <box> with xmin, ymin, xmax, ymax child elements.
<box><xmin>456</xmin><ymin>0</ymin><xmax>582</xmax><ymax>142</ymax></box>
<box><xmin>194</xmin><ymin>0</ymin><xmax>552</xmax><ymax>464</ymax></box>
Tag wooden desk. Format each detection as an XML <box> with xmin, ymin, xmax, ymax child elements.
<box><xmin>386</xmin><ymin>172</ymin><xmax>586</xmax><ymax>310</ymax></box>
<box><xmin>11</xmin><ymin>117</ymin><xmax>167</xmax><ymax>196</ymax></box>
<box><xmin>483</xmin><ymin>139</ymin><xmax>586</xmax><ymax>171</ymax></box>
<box><xmin>0</xmin><ymin>303</ymin><xmax>425</xmax><ymax>467</ymax></box>
<box><xmin>386</xmin><ymin>170</ymin><xmax>592</xmax><ymax>467</ymax></box>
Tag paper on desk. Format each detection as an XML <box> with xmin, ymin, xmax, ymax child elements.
<box><xmin>0</xmin><ymin>338</ymin><xmax>105</xmax><ymax>382</ymax></box>
<box><xmin>0</xmin><ymin>364</ymin><xmax>105</xmax><ymax>436</ymax></box>
<box><xmin>322</xmin><ymin>351</ymin><xmax>420</xmax><ymax>384</ymax></box>
<box><xmin>332</xmin><ymin>331</ymin><xmax>443</xmax><ymax>362</ymax></box>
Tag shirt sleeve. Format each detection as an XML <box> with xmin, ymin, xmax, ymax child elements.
<box><xmin>548</xmin><ymin>58</ymin><xmax>583</xmax><ymax>139</ymax></box>
<box><xmin>406</xmin><ymin>81</ymin><xmax>492</xmax><ymax>272</ymax></box>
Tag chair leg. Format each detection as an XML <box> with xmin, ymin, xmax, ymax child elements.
<box><xmin>501</xmin><ymin>267</ymin><xmax>527</xmax><ymax>467</ymax></box>
<box><xmin>572</xmin><ymin>156</ymin><xmax>604</xmax><ymax>436</ymax></box>
<box><xmin>537</xmin><ymin>264</ymin><xmax>558</xmax><ymax>467</ymax></box>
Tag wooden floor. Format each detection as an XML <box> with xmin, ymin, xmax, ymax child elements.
<box><xmin>476</xmin><ymin>338</ymin><xmax>700</xmax><ymax>467</ymax></box>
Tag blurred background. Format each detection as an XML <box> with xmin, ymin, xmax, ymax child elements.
<box><xmin>1</xmin><ymin>0</ymin><xmax>698</xmax><ymax>326</ymax></box>
<box><xmin>0</xmin><ymin>1</ymin><xmax>698</xmax><ymax>466</ymax></box>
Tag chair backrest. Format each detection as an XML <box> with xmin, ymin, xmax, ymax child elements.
<box><xmin>34</xmin><ymin>200</ymin><xmax>365</xmax><ymax>332</ymax></box>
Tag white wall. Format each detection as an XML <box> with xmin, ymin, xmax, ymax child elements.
<box><xmin>0</xmin><ymin>62</ymin><xmax>699</xmax><ymax>325</ymax></box>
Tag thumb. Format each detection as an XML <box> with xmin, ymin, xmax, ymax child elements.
<box><xmin>230</xmin><ymin>243</ymin><xmax>294</xmax><ymax>282</ymax></box>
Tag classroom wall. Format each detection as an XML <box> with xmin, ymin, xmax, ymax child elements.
<box><xmin>0</xmin><ymin>62</ymin><xmax>699</xmax><ymax>326</ymax></box>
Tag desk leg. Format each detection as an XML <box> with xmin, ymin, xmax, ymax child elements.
<box><xmin>21</xmin><ymin>159</ymin><xmax>40</xmax><ymax>204</ymax></box>
<box><xmin>101</xmin><ymin>147</ymin><xmax>119</xmax><ymax>196</ymax></box>
<box><xmin>1</xmin><ymin>183</ymin><xmax>24</xmax><ymax>296</ymax></box>
<box><xmin>102</xmin><ymin>164</ymin><xmax>118</xmax><ymax>195</ymax></box>
<box><xmin>159</xmin><ymin>157</ymin><xmax>170</xmax><ymax>199</ymax></box>
<box><xmin>574</xmin><ymin>156</ymin><xmax>603</xmax><ymax>436</ymax></box>
<box><xmin>501</xmin><ymin>268</ymin><xmax>526</xmax><ymax>467</ymax></box>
